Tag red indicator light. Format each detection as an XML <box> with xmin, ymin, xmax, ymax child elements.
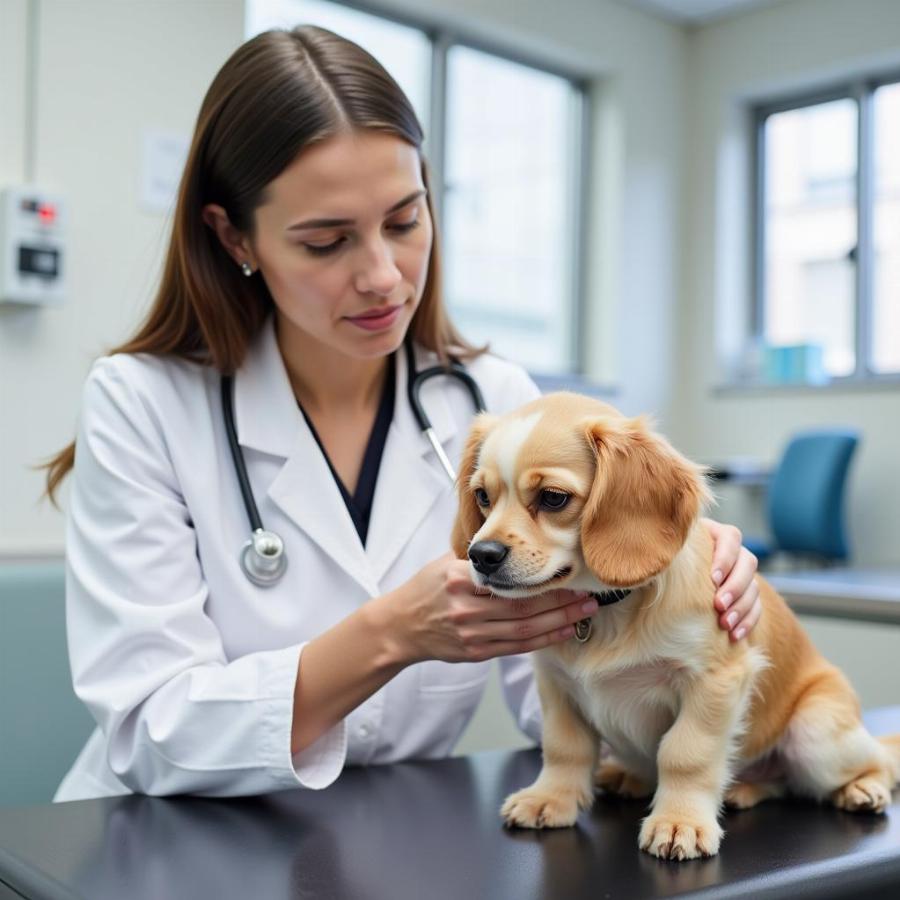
<box><xmin>38</xmin><ymin>204</ymin><xmax>57</xmax><ymax>224</ymax></box>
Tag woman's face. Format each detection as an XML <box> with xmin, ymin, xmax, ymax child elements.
<box><xmin>249</xmin><ymin>130</ymin><xmax>434</xmax><ymax>361</ymax></box>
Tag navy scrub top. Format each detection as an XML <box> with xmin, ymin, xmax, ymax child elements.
<box><xmin>297</xmin><ymin>352</ymin><xmax>396</xmax><ymax>547</ymax></box>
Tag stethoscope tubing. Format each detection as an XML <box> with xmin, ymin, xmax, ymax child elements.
<box><xmin>221</xmin><ymin>375</ymin><xmax>262</xmax><ymax>533</ymax></box>
<box><xmin>403</xmin><ymin>338</ymin><xmax>486</xmax><ymax>480</ymax></box>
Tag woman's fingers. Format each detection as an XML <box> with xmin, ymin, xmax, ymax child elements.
<box><xmin>481</xmin><ymin>588</ymin><xmax>590</xmax><ymax>621</ymax></box>
<box><xmin>467</xmin><ymin>625</ymin><xmax>579</xmax><ymax>661</ymax></box>
<box><xmin>704</xmin><ymin>520</ymin><xmax>761</xmax><ymax>641</ymax></box>
<box><xmin>706</xmin><ymin>519</ymin><xmax>743</xmax><ymax>588</ymax></box>
<box><xmin>468</xmin><ymin>595</ymin><xmax>599</xmax><ymax>644</ymax></box>
<box><xmin>714</xmin><ymin>545</ymin><xmax>758</xmax><ymax>611</ymax></box>
<box><xmin>733</xmin><ymin>593</ymin><xmax>762</xmax><ymax>642</ymax></box>
<box><xmin>720</xmin><ymin>578</ymin><xmax>762</xmax><ymax>642</ymax></box>
<box><xmin>713</xmin><ymin>540</ymin><xmax>763</xmax><ymax>641</ymax></box>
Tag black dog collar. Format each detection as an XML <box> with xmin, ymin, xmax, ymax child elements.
<box><xmin>592</xmin><ymin>588</ymin><xmax>632</xmax><ymax>607</ymax></box>
<box><xmin>573</xmin><ymin>589</ymin><xmax>633</xmax><ymax>643</ymax></box>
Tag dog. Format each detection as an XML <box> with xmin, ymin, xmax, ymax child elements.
<box><xmin>450</xmin><ymin>391</ymin><xmax>900</xmax><ymax>861</ymax></box>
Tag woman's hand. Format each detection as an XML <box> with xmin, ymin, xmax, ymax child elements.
<box><xmin>386</xmin><ymin>551</ymin><xmax>598</xmax><ymax>665</ymax></box>
<box><xmin>703</xmin><ymin>518</ymin><xmax>761</xmax><ymax>642</ymax></box>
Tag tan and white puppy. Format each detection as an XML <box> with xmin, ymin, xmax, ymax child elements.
<box><xmin>451</xmin><ymin>391</ymin><xmax>900</xmax><ymax>861</ymax></box>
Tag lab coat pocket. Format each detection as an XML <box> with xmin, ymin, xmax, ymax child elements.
<box><xmin>417</xmin><ymin>659</ymin><xmax>490</xmax><ymax>693</ymax></box>
<box><xmin>405</xmin><ymin>661</ymin><xmax>490</xmax><ymax>759</ymax></box>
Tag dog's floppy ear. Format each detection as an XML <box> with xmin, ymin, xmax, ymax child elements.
<box><xmin>580</xmin><ymin>416</ymin><xmax>711</xmax><ymax>586</ymax></box>
<box><xmin>451</xmin><ymin>413</ymin><xmax>498</xmax><ymax>559</ymax></box>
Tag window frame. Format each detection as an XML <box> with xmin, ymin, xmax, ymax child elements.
<box><xmin>254</xmin><ymin>0</ymin><xmax>594</xmax><ymax>382</ymax></box>
<box><xmin>751</xmin><ymin>72</ymin><xmax>900</xmax><ymax>386</ymax></box>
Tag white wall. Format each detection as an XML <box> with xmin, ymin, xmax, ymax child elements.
<box><xmin>673</xmin><ymin>0</ymin><xmax>900</xmax><ymax>566</ymax></box>
<box><xmin>0</xmin><ymin>0</ymin><xmax>31</xmax><ymax>554</ymax></box>
<box><xmin>0</xmin><ymin>1</ymin><xmax>28</xmax><ymax>178</ymax></box>
<box><xmin>0</xmin><ymin>0</ymin><xmax>689</xmax><ymax>556</ymax></box>
<box><xmin>0</xmin><ymin>0</ymin><xmax>244</xmax><ymax>556</ymax></box>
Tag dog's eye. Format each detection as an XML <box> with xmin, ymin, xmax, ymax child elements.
<box><xmin>474</xmin><ymin>488</ymin><xmax>491</xmax><ymax>508</ymax></box>
<box><xmin>540</xmin><ymin>489</ymin><xmax>570</xmax><ymax>510</ymax></box>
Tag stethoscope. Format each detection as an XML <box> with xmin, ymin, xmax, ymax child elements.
<box><xmin>221</xmin><ymin>336</ymin><xmax>486</xmax><ymax>587</ymax></box>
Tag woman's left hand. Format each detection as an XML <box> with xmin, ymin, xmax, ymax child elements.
<box><xmin>702</xmin><ymin>518</ymin><xmax>761</xmax><ymax>642</ymax></box>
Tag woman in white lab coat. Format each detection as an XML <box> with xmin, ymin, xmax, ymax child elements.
<box><xmin>44</xmin><ymin>27</ymin><xmax>761</xmax><ymax>802</ymax></box>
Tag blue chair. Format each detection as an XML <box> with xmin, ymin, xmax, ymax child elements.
<box><xmin>743</xmin><ymin>429</ymin><xmax>859</xmax><ymax>566</ymax></box>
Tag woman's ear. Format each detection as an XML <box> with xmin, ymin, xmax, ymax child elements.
<box><xmin>450</xmin><ymin>413</ymin><xmax>498</xmax><ymax>559</ymax></box>
<box><xmin>201</xmin><ymin>203</ymin><xmax>256</xmax><ymax>269</ymax></box>
<box><xmin>580</xmin><ymin>416</ymin><xmax>711</xmax><ymax>586</ymax></box>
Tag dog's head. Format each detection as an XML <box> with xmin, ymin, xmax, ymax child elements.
<box><xmin>451</xmin><ymin>392</ymin><xmax>712</xmax><ymax>596</ymax></box>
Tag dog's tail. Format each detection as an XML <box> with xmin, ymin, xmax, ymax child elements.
<box><xmin>878</xmin><ymin>734</ymin><xmax>900</xmax><ymax>784</ymax></box>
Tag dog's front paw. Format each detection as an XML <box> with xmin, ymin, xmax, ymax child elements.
<box><xmin>501</xmin><ymin>785</ymin><xmax>588</xmax><ymax>829</ymax></box>
<box><xmin>638</xmin><ymin>812</ymin><xmax>723</xmax><ymax>860</ymax></box>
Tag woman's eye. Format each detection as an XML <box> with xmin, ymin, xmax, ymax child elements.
<box><xmin>389</xmin><ymin>217</ymin><xmax>419</xmax><ymax>234</ymax></box>
<box><xmin>540</xmin><ymin>490</ymin><xmax>569</xmax><ymax>510</ymax></box>
<box><xmin>303</xmin><ymin>238</ymin><xmax>346</xmax><ymax>256</ymax></box>
<box><xmin>474</xmin><ymin>488</ymin><xmax>490</xmax><ymax>508</ymax></box>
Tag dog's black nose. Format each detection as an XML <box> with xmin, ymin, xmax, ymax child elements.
<box><xmin>468</xmin><ymin>541</ymin><xmax>509</xmax><ymax>576</ymax></box>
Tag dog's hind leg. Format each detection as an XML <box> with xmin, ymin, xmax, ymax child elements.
<box><xmin>879</xmin><ymin>734</ymin><xmax>900</xmax><ymax>784</ymax></box>
<box><xmin>595</xmin><ymin>757</ymin><xmax>653</xmax><ymax>799</ymax></box>
<box><xmin>724</xmin><ymin>780</ymin><xmax>786</xmax><ymax>809</ymax></box>
<box><xmin>832</xmin><ymin>775</ymin><xmax>893</xmax><ymax>813</ymax></box>
<box><xmin>781</xmin><ymin>667</ymin><xmax>894</xmax><ymax>814</ymax></box>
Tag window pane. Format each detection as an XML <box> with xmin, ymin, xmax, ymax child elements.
<box><xmin>245</xmin><ymin>0</ymin><xmax>431</xmax><ymax>129</ymax></box>
<box><xmin>444</xmin><ymin>47</ymin><xmax>579</xmax><ymax>374</ymax></box>
<box><xmin>872</xmin><ymin>81</ymin><xmax>900</xmax><ymax>374</ymax></box>
<box><xmin>763</xmin><ymin>98</ymin><xmax>858</xmax><ymax>378</ymax></box>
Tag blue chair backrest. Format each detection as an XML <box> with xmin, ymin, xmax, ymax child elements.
<box><xmin>767</xmin><ymin>429</ymin><xmax>859</xmax><ymax>560</ymax></box>
<box><xmin>0</xmin><ymin>562</ymin><xmax>95</xmax><ymax>807</ymax></box>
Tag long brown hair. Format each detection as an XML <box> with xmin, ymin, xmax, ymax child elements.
<box><xmin>44</xmin><ymin>25</ymin><xmax>483</xmax><ymax>504</ymax></box>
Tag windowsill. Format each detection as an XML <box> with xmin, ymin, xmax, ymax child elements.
<box><xmin>714</xmin><ymin>374</ymin><xmax>900</xmax><ymax>396</ymax></box>
<box><xmin>530</xmin><ymin>372</ymin><xmax>619</xmax><ymax>398</ymax></box>
<box><xmin>767</xmin><ymin>567</ymin><xmax>900</xmax><ymax>627</ymax></box>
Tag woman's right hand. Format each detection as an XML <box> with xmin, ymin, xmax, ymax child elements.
<box><xmin>383</xmin><ymin>551</ymin><xmax>599</xmax><ymax>666</ymax></box>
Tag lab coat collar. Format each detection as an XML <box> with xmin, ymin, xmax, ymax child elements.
<box><xmin>233</xmin><ymin>316</ymin><xmax>302</xmax><ymax>459</ymax></box>
<box><xmin>233</xmin><ymin>318</ymin><xmax>460</xmax><ymax>594</ymax></box>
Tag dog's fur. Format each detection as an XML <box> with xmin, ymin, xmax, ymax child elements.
<box><xmin>451</xmin><ymin>392</ymin><xmax>900</xmax><ymax>861</ymax></box>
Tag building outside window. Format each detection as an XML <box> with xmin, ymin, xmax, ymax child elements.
<box><xmin>754</xmin><ymin>78</ymin><xmax>900</xmax><ymax>384</ymax></box>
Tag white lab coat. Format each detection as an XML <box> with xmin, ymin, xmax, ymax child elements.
<box><xmin>54</xmin><ymin>316</ymin><xmax>543</xmax><ymax>802</ymax></box>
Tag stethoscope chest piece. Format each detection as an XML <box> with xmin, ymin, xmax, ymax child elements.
<box><xmin>241</xmin><ymin>528</ymin><xmax>288</xmax><ymax>587</ymax></box>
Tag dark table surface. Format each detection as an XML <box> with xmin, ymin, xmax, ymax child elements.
<box><xmin>2</xmin><ymin>706</ymin><xmax>900</xmax><ymax>900</ymax></box>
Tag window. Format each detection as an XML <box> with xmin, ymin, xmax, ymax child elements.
<box><xmin>872</xmin><ymin>81</ymin><xmax>900</xmax><ymax>374</ymax></box>
<box><xmin>754</xmin><ymin>78</ymin><xmax>900</xmax><ymax>383</ymax></box>
<box><xmin>444</xmin><ymin>47</ymin><xmax>582</xmax><ymax>373</ymax></box>
<box><xmin>246</xmin><ymin>1</ymin><xmax>587</xmax><ymax>377</ymax></box>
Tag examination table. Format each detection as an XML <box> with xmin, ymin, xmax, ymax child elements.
<box><xmin>1</xmin><ymin>706</ymin><xmax>899</xmax><ymax>900</ymax></box>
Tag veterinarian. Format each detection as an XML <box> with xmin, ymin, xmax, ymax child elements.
<box><xmin>44</xmin><ymin>26</ymin><xmax>761</xmax><ymax>803</ymax></box>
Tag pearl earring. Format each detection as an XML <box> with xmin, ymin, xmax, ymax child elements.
<box><xmin>240</xmin><ymin>262</ymin><xmax>253</xmax><ymax>277</ymax></box>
